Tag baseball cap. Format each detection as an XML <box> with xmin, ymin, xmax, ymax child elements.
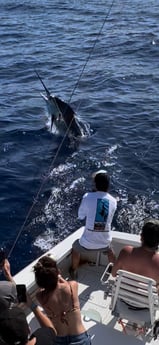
<box><xmin>92</xmin><ymin>170</ymin><xmax>107</xmax><ymax>179</ymax></box>
<box><xmin>0</xmin><ymin>304</ymin><xmax>29</xmax><ymax>345</ymax></box>
<box><xmin>92</xmin><ymin>170</ymin><xmax>110</xmax><ymax>191</ymax></box>
<box><xmin>144</xmin><ymin>218</ymin><xmax>159</xmax><ymax>226</ymax></box>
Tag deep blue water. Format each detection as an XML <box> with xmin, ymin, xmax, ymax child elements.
<box><xmin>1</xmin><ymin>0</ymin><xmax>159</xmax><ymax>274</ymax></box>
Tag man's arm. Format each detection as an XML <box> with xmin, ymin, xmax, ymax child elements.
<box><xmin>2</xmin><ymin>259</ymin><xmax>15</xmax><ymax>283</ymax></box>
<box><xmin>78</xmin><ymin>194</ymin><xmax>87</xmax><ymax>220</ymax></box>
<box><xmin>111</xmin><ymin>246</ymin><xmax>134</xmax><ymax>277</ymax></box>
<box><xmin>111</xmin><ymin>248</ymin><xmax>128</xmax><ymax>277</ymax></box>
<box><xmin>27</xmin><ymin>294</ymin><xmax>57</xmax><ymax>334</ymax></box>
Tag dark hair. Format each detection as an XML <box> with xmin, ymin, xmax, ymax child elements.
<box><xmin>34</xmin><ymin>256</ymin><xmax>59</xmax><ymax>292</ymax></box>
<box><xmin>0</xmin><ymin>305</ymin><xmax>29</xmax><ymax>345</ymax></box>
<box><xmin>94</xmin><ymin>173</ymin><xmax>110</xmax><ymax>192</ymax></box>
<box><xmin>142</xmin><ymin>220</ymin><xmax>159</xmax><ymax>249</ymax></box>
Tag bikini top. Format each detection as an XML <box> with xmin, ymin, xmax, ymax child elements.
<box><xmin>46</xmin><ymin>282</ymin><xmax>80</xmax><ymax>325</ymax></box>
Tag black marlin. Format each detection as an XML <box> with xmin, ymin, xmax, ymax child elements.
<box><xmin>35</xmin><ymin>71</ymin><xmax>85</xmax><ymax>138</ymax></box>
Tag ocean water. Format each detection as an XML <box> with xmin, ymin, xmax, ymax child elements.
<box><xmin>0</xmin><ymin>0</ymin><xmax>159</xmax><ymax>274</ymax></box>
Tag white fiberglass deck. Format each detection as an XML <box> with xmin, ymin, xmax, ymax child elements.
<box><xmin>14</xmin><ymin>228</ymin><xmax>159</xmax><ymax>345</ymax></box>
<box><xmin>27</xmin><ymin>262</ymin><xmax>159</xmax><ymax>345</ymax></box>
<box><xmin>70</xmin><ymin>263</ymin><xmax>159</xmax><ymax>345</ymax></box>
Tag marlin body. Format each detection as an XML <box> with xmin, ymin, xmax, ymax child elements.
<box><xmin>36</xmin><ymin>71</ymin><xmax>86</xmax><ymax>138</ymax></box>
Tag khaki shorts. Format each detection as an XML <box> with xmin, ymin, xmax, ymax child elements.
<box><xmin>72</xmin><ymin>239</ymin><xmax>113</xmax><ymax>256</ymax></box>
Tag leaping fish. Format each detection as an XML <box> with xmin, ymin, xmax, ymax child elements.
<box><xmin>35</xmin><ymin>71</ymin><xmax>84</xmax><ymax>138</ymax></box>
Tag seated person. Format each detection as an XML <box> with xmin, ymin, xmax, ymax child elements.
<box><xmin>69</xmin><ymin>170</ymin><xmax>117</xmax><ymax>279</ymax></box>
<box><xmin>112</xmin><ymin>219</ymin><xmax>159</xmax><ymax>289</ymax></box>
<box><xmin>33</xmin><ymin>255</ymin><xmax>91</xmax><ymax>345</ymax></box>
<box><xmin>0</xmin><ymin>294</ymin><xmax>56</xmax><ymax>345</ymax></box>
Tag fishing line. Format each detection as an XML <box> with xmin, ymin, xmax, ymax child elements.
<box><xmin>67</xmin><ymin>0</ymin><xmax>116</xmax><ymax>106</ymax></box>
<box><xmin>8</xmin><ymin>0</ymin><xmax>116</xmax><ymax>258</ymax></box>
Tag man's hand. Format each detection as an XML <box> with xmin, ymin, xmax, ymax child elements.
<box><xmin>2</xmin><ymin>259</ymin><xmax>15</xmax><ymax>283</ymax></box>
<box><xmin>3</xmin><ymin>259</ymin><xmax>11</xmax><ymax>275</ymax></box>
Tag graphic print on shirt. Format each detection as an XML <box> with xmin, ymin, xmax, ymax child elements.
<box><xmin>94</xmin><ymin>198</ymin><xmax>109</xmax><ymax>231</ymax></box>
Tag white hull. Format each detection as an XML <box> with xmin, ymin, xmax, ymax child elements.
<box><xmin>13</xmin><ymin>228</ymin><xmax>158</xmax><ymax>344</ymax></box>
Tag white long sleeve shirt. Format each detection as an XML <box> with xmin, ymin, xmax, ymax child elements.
<box><xmin>78</xmin><ymin>191</ymin><xmax>117</xmax><ymax>249</ymax></box>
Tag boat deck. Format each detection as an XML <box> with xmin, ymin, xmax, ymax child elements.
<box><xmin>68</xmin><ymin>263</ymin><xmax>158</xmax><ymax>345</ymax></box>
<box><xmin>14</xmin><ymin>228</ymin><xmax>158</xmax><ymax>345</ymax></box>
<box><xmin>27</xmin><ymin>262</ymin><xmax>158</xmax><ymax>345</ymax></box>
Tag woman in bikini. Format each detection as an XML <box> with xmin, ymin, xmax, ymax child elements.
<box><xmin>33</xmin><ymin>255</ymin><xmax>91</xmax><ymax>345</ymax></box>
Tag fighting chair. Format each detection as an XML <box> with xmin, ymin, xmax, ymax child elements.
<box><xmin>110</xmin><ymin>269</ymin><xmax>159</xmax><ymax>337</ymax></box>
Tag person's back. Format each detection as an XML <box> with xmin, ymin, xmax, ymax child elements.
<box><xmin>69</xmin><ymin>171</ymin><xmax>117</xmax><ymax>279</ymax></box>
<box><xmin>36</xmin><ymin>275</ymin><xmax>85</xmax><ymax>336</ymax></box>
<box><xmin>112</xmin><ymin>219</ymin><xmax>159</xmax><ymax>286</ymax></box>
<box><xmin>34</xmin><ymin>256</ymin><xmax>91</xmax><ymax>345</ymax></box>
<box><xmin>79</xmin><ymin>190</ymin><xmax>116</xmax><ymax>249</ymax></box>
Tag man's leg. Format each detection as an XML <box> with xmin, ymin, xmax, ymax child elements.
<box><xmin>69</xmin><ymin>240</ymin><xmax>91</xmax><ymax>279</ymax></box>
<box><xmin>69</xmin><ymin>239</ymin><xmax>82</xmax><ymax>279</ymax></box>
<box><xmin>107</xmin><ymin>247</ymin><xmax>116</xmax><ymax>263</ymax></box>
<box><xmin>71</xmin><ymin>248</ymin><xmax>81</xmax><ymax>271</ymax></box>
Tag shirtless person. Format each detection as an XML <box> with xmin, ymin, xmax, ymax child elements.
<box><xmin>112</xmin><ymin>219</ymin><xmax>159</xmax><ymax>287</ymax></box>
<box><xmin>33</xmin><ymin>255</ymin><xmax>91</xmax><ymax>345</ymax></box>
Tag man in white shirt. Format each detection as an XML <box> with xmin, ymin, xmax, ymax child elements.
<box><xmin>69</xmin><ymin>170</ymin><xmax>117</xmax><ymax>279</ymax></box>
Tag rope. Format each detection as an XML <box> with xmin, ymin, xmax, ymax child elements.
<box><xmin>8</xmin><ymin>0</ymin><xmax>116</xmax><ymax>258</ymax></box>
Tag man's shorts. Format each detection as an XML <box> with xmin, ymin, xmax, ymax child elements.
<box><xmin>72</xmin><ymin>239</ymin><xmax>113</xmax><ymax>256</ymax></box>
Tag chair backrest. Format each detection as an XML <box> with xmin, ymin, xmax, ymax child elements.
<box><xmin>110</xmin><ymin>269</ymin><xmax>159</xmax><ymax>327</ymax></box>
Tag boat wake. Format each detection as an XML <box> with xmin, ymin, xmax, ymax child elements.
<box><xmin>25</xmin><ymin>144</ymin><xmax>159</xmax><ymax>252</ymax></box>
<box><xmin>115</xmin><ymin>195</ymin><xmax>159</xmax><ymax>234</ymax></box>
